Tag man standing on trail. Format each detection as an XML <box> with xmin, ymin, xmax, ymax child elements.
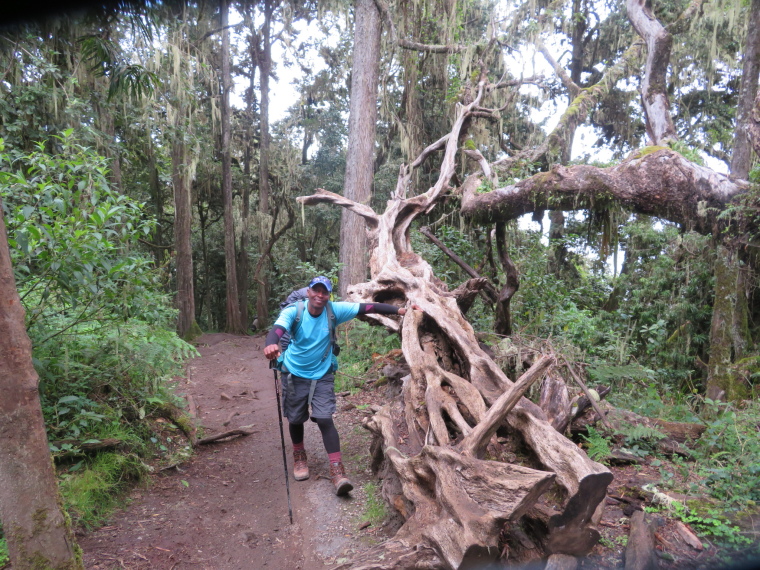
<box><xmin>264</xmin><ymin>276</ymin><xmax>419</xmax><ymax>495</ymax></box>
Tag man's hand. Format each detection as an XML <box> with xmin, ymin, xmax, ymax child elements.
<box><xmin>398</xmin><ymin>304</ymin><xmax>422</xmax><ymax>316</ymax></box>
<box><xmin>264</xmin><ymin>344</ymin><xmax>281</xmax><ymax>360</ymax></box>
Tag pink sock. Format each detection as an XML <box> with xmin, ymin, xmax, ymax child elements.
<box><xmin>328</xmin><ymin>452</ymin><xmax>341</xmax><ymax>464</ymax></box>
<box><xmin>293</xmin><ymin>442</ymin><xmax>305</xmax><ymax>452</ymax></box>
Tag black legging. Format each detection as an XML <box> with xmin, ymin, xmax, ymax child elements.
<box><xmin>288</xmin><ymin>418</ymin><xmax>340</xmax><ymax>454</ymax></box>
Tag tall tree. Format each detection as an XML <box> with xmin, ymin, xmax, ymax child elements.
<box><xmin>0</xmin><ymin>202</ymin><xmax>82</xmax><ymax>570</ymax></box>
<box><xmin>730</xmin><ymin>0</ymin><xmax>760</xmax><ymax>180</ymax></box>
<box><xmin>167</xmin><ymin>10</ymin><xmax>201</xmax><ymax>340</ymax></box>
<box><xmin>221</xmin><ymin>0</ymin><xmax>244</xmax><ymax>333</ymax></box>
<box><xmin>254</xmin><ymin>0</ymin><xmax>274</xmax><ymax>324</ymax></box>
<box><xmin>338</xmin><ymin>0</ymin><xmax>381</xmax><ymax>298</ymax></box>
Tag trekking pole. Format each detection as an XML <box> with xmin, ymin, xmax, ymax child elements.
<box><xmin>270</xmin><ymin>359</ymin><xmax>293</xmax><ymax>524</ymax></box>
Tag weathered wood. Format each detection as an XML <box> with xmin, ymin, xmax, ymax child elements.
<box><xmin>625</xmin><ymin>511</ymin><xmax>657</xmax><ymax>570</ymax></box>
<box><xmin>50</xmin><ymin>438</ymin><xmax>123</xmax><ymax>454</ymax></box>
<box><xmin>539</xmin><ymin>373</ymin><xmax>572</xmax><ymax>433</ymax></box>
<box><xmin>650</xmin><ymin>419</ymin><xmax>706</xmax><ymax>444</ymax></box>
<box><xmin>573</xmin><ymin>385</ymin><xmax>610</xmax><ymax>421</ymax></box>
<box><xmin>545</xmin><ymin>553</ymin><xmax>578</xmax><ymax>570</ymax></box>
<box><xmin>450</xmin><ymin>277</ymin><xmax>491</xmax><ymax>314</ymax></box>
<box><xmin>674</xmin><ymin>521</ymin><xmax>703</xmax><ymax>551</ymax></box>
<box><xmin>357</xmin><ymin>410</ymin><xmax>556</xmax><ymax>570</ymax></box>
<box><xmin>196</xmin><ymin>425</ymin><xmax>256</xmax><ymax>445</ymax></box>
<box><xmin>419</xmin><ymin>225</ymin><xmax>498</xmax><ymax>303</ymax></box>
<box><xmin>494</xmin><ymin>221</ymin><xmax>519</xmax><ymax>336</ymax></box>
<box><xmin>459</xmin><ymin>355</ymin><xmax>554</xmax><ymax>458</ymax></box>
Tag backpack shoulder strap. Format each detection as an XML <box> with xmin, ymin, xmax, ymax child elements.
<box><xmin>325</xmin><ymin>301</ymin><xmax>336</xmax><ymax>336</ymax></box>
<box><xmin>320</xmin><ymin>302</ymin><xmax>338</xmax><ymax>361</ymax></box>
<box><xmin>291</xmin><ymin>299</ymin><xmax>305</xmax><ymax>337</ymax></box>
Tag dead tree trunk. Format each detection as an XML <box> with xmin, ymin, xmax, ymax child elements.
<box><xmin>299</xmin><ymin>82</ymin><xmax>611</xmax><ymax>569</ymax></box>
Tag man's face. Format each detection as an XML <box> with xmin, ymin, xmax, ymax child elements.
<box><xmin>307</xmin><ymin>284</ymin><xmax>329</xmax><ymax>309</ymax></box>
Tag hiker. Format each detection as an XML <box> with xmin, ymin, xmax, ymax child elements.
<box><xmin>264</xmin><ymin>275</ymin><xmax>420</xmax><ymax>495</ymax></box>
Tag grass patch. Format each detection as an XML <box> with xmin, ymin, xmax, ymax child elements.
<box><xmin>60</xmin><ymin>452</ymin><xmax>148</xmax><ymax>529</ymax></box>
<box><xmin>362</xmin><ymin>482</ymin><xmax>387</xmax><ymax>525</ymax></box>
<box><xmin>0</xmin><ymin>529</ymin><xmax>8</xmax><ymax>567</ymax></box>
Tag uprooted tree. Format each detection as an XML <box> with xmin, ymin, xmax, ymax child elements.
<box><xmin>298</xmin><ymin>80</ymin><xmax>612</xmax><ymax>568</ymax></box>
<box><xmin>295</xmin><ymin>0</ymin><xmax>759</xmax><ymax>567</ymax></box>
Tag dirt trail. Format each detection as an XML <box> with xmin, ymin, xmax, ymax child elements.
<box><xmin>80</xmin><ymin>333</ymin><xmax>381</xmax><ymax>569</ymax></box>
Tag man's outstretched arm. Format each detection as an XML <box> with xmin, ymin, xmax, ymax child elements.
<box><xmin>264</xmin><ymin>325</ymin><xmax>287</xmax><ymax>360</ymax></box>
<box><xmin>358</xmin><ymin>303</ymin><xmax>422</xmax><ymax>316</ymax></box>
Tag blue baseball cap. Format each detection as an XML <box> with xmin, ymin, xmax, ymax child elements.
<box><xmin>308</xmin><ymin>276</ymin><xmax>332</xmax><ymax>292</ymax></box>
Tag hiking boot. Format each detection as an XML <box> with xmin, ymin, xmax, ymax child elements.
<box><xmin>293</xmin><ymin>449</ymin><xmax>309</xmax><ymax>481</ymax></box>
<box><xmin>329</xmin><ymin>461</ymin><xmax>353</xmax><ymax>496</ymax></box>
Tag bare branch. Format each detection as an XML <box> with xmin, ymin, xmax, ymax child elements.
<box><xmin>296</xmin><ymin>188</ymin><xmax>380</xmax><ymax>229</ymax></box>
<box><xmin>627</xmin><ymin>0</ymin><xmax>677</xmax><ymax>144</ymax></box>
<box><xmin>493</xmin><ymin>39</ymin><xmax>644</xmax><ymax>173</ymax></box>
<box><xmin>537</xmin><ymin>40</ymin><xmax>580</xmax><ymax>97</ymax></box>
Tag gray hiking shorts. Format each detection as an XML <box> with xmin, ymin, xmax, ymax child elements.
<box><xmin>281</xmin><ymin>371</ymin><xmax>336</xmax><ymax>424</ymax></box>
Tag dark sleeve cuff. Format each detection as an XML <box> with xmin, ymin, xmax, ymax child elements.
<box><xmin>358</xmin><ymin>303</ymin><xmax>400</xmax><ymax>315</ymax></box>
<box><xmin>266</xmin><ymin>325</ymin><xmax>287</xmax><ymax>346</ymax></box>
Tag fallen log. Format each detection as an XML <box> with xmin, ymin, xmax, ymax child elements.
<box><xmin>625</xmin><ymin>511</ymin><xmax>657</xmax><ymax>570</ymax></box>
<box><xmin>50</xmin><ymin>438</ymin><xmax>123</xmax><ymax>456</ymax></box>
<box><xmin>348</xmin><ymin>416</ymin><xmax>556</xmax><ymax>570</ymax></box>
<box><xmin>195</xmin><ymin>425</ymin><xmax>256</xmax><ymax>445</ymax></box>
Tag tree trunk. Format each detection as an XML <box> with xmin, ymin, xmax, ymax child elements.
<box><xmin>221</xmin><ymin>0</ymin><xmax>244</xmax><ymax>334</ymax></box>
<box><xmin>255</xmin><ymin>0</ymin><xmax>274</xmax><ymax>325</ymax></box>
<box><xmin>461</xmin><ymin>149</ymin><xmax>746</xmax><ymax>235</ymax></box>
<box><xmin>494</xmin><ymin>221</ymin><xmax>519</xmax><ymax>336</ymax></box>
<box><xmin>338</xmin><ymin>0</ymin><xmax>381</xmax><ymax>298</ymax></box>
<box><xmin>730</xmin><ymin>0</ymin><xmax>760</xmax><ymax>180</ymax></box>
<box><xmin>172</xmin><ymin>129</ymin><xmax>200</xmax><ymax>340</ymax></box>
<box><xmin>706</xmin><ymin>244</ymin><xmax>751</xmax><ymax>401</ymax></box>
<box><xmin>0</xmin><ymin>203</ymin><xmax>82</xmax><ymax>570</ymax></box>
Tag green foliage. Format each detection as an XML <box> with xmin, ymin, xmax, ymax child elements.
<box><xmin>37</xmin><ymin>321</ymin><xmax>197</xmax><ymax>446</ymax></box>
<box><xmin>647</xmin><ymin>501</ymin><xmax>750</xmax><ymax>548</ymax></box>
<box><xmin>580</xmin><ymin>426</ymin><xmax>612</xmax><ymax>462</ymax></box>
<box><xmin>59</xmin><ymin>452</ymin><xmax>149</xmax><ymax>528</ymax></box>
<box><xmin>0</xmin><ymin>132</ymin><xmax>167</xmax><ymax>336</ymax></box>
<box><xmin>0</xmin><ymin>130</ymin><xmax>199</xmax><ymax>526</ymax></box>
<box><xmin>691</xmin><ymin>399</ymin><xmax>760</xmax><ymax>510</ymax></box>
<box><xmin>667</xmin><ymin>140</ymin><xmax>705</xmax><ymax>165</ymax></box>
<box><xmin>335</xmin><ymin>321</ymin><xmax>401</xmax><ymax>393</ymax></box>
<box><xmin>362</xmin><ymin>482</ymin><xmax>388</xmax><ymax>525</ymax></box>
<box><xmin>0</xmin><ymin>529</ymin><xmax>8</xmax><ymax>568</ymax></box>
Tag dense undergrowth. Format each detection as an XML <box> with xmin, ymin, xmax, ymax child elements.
<box><xmin>0</xmin><ymin>134</ymin><xmax>199</xmax><ymax>556</ymax></box>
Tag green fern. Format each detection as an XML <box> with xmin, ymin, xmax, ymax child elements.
<box><xmin>619</xmin><ymin>423</ymin><xmax>667</xmax><ymax>444</ymax></box>
<box><xmin>581</xmin><ymin>426</ymin><xmax>612</xmax><ymax>462</ymax></box>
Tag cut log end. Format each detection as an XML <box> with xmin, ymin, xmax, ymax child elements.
<box><xmin>547</xmin><ymin>471</ymin><xmax>615</xmax><ymax>556</ymax></box>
